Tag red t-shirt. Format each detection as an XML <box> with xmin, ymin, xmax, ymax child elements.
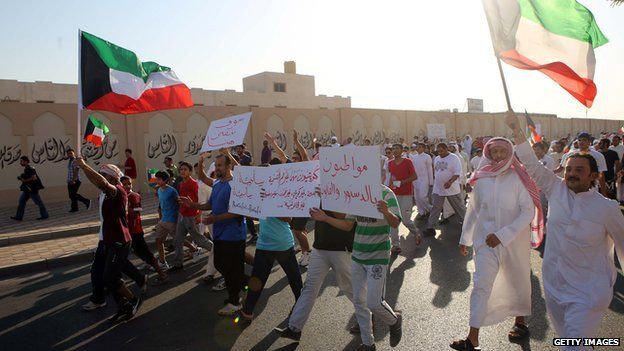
<box><xmin>127</xmin><ymin>191</ymin><xmax>143</xmax><ymax>235</ymax></box>
<box><xmin>179</xmin><ymin>178</ymin><xmax>200</xmax><ymax>217</ymax></box>
<box><xmin>124</xmin><ymin>157</ymin><xmax>137</xmax><ymax>179</ymax></box>
<box><xmin>101</xmin><ymin>184</ymin><xmax>131</xmax><ymax>245</ymax></box>
<box><xmin>388</xmin><ymin>158</ymin><xmax>416</xmax><ymax>195</ymax></box>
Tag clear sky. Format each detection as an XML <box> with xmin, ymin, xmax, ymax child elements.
<box><xmin>1</xmin><ymin>0</ymin><xmax>623</xmax><ymax>120</ymax></box>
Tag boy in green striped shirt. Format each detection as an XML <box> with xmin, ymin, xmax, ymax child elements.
<box><xmin>310</xmin><ymin>184</ymin><xmax>403</xmax><ymax>350</ymax></box>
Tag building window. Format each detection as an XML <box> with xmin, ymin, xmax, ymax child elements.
<box><xmin>273</xmin><ymin>82</ymin><xmax>286</xmax><ymax>93</ymax></box>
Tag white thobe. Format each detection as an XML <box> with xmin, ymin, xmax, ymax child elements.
<box><xmin>516</xmin><ymin>141</ymin><xmax>624</xmax><ymax>348</ymax></box>
<box><xmin>470</xmin><ymin>156</ymin><xmax>483</xmax><ymax>173</ymax></box>
<box><xmin>444</xmin><ymin>151</ymin><xmax>468</xmax><ymax>218</ymax></box>
<box><xmin>409</xmin><ymin>152</ymin><xmax>433</xmax><ymax>215</ymax></box>
<box><xmin>460</xmin><ymin>170</ymin><xmax>534</xmax><ymax>327</ymax></box>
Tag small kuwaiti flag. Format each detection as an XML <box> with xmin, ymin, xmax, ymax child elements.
<box><xmin>83</xmin><ymin>114</ymin><xmax>110</xmax><ymax>147</ymax></box>
<box><xmin>482</xmin><ymin>0</ymin><xmax>608</xmax><ymax>107</ymax></box>
<box><xmin>524</xmin><ymin>111</ymin><xmax>542</xmax><ymax>143</ymax></box>
<box><xmin>147</xmin><ymin>168</ymin><xmax>159</xmax><ymax>189</ymax></box>
<box><xmin>80</xmin><ymin>31</ymin><xmax>193</xmax><ymax>114</ymax></box>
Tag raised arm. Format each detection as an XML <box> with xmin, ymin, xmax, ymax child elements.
<box><xmin>265</xmin><ymin>132</ymin><xmax>287</xmax><ymax>163</ymax></box>
<box><xmin>293</xmin><ymin>130</ymin><xmax>309</xmax><ymax>161</ymax></box>
<box><xmin>74</xmin><ymin>157</ymin><xmax>117</xmax><ymax>196</ymax></box>
<box><xmin>197</xmin><ymin>152</ymin><xmax>215</xmax><ymax>187</ymax></box>
<box><xmin>506</xmin><ymin>111</ymin><xmax>559</xmax><ymax>197</ymax></box>
<box><xmin>220</xmin><ymin>148</ymin><xmax>239</xmax><ymax>167</ymax></box>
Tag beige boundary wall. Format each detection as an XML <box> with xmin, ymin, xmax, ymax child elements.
<box><xmin>0</xmin><ymin>102</ymin><xmax>621</xmax><ymax>208</ymax></box>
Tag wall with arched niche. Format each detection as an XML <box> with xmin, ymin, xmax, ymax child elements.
<box><xmin>80</xmin><ymin>112</ymin><xmax>120</xmax><ymax>166</ymax></box>
<box><xmin>26</xmin><ymin>112</ymin><xmax>72</xmax><ymax>187</ymax></box>
<box><xmin>316</xmin><ymin>115</ymin><xmax>335</xmax><ymax>146</ymax></box>
<box><xmin>144</xmin><ymin>113</ymin><xmax>178</xmax><ymax>171</ymax></box>
<box><xmin>0</xmin><ymin>114</ymin><xmax>23</xmax><ymax>191</ymax></box>
<box><xmin>183</xmin><ymin>113</ymin><xmax>209</xmax><ymax>162</ymax></box>
<box><xmin>266</xmin><ymin>114</ymin><xmax>287</xmax><ymax>151</ymax></box>
<box><xmin>348</xmin><ymin>114</ymin><xmax>366</xmax><ymax>145</ymax></box>
<box><xmin>293</xmin><ymin>114</ymin><xmax>314</xmax><ymax>150</ymax></box>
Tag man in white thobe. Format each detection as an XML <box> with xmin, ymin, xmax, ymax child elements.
<box><xmin>451</xmin><ymin>137</ymin><xmax>539</xmax><ymax>351</ymax></box>
<box><xmin>409</xmin><ymin>143</ymin><xmax>433</xmax><ymax>219</ymax></box>
<box><xmin>442</xmin><ymin>143</ymin><xmax>468</xmax><ymax>221</ymax></box>
<box><xmin>507</xmin><ymin>112</ymin><xmax>624</xmax><ymax>351</ymax></box>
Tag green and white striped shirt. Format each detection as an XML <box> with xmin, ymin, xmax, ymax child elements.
<box><xmin>349</xmin><ymin>185</ymin><xmax>401</xmax><ymax>265</ymax></box>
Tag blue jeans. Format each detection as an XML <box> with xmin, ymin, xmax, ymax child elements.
<box><xmin>242</xmin><ymin>247</ymin><xmax>302</xmax><ymax>315</ymax></box>
<box><xmin>15</xmin><ymin>191</ymin><xmax>49</xmax><ymax>220</ymax></box>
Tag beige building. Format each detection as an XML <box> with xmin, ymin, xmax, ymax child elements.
<box><xmin>0</xmin><ymin>62</ymin><xmax>621</xmax><ymax>208</ymax></box>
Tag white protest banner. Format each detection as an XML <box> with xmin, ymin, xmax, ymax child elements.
<box><xmin>261</xmin><ymin>161</ymin><xmax>320</xmax><ymax>218</ymax></box>
<box><xmin>200</xmin><ymin>112</ymin><xmax>252</xmax><ymax>152</ymax></box>
<box><xmin>319</xmin><ymin>146</ymin><xmax>383</xmax><ymax>219</ymax></box>
<box><xmin>228</xmin><ymin>166</ymin><xmax>267</xmax><ymax>219</ymax></box>
<box><xmin>427</xmin><ymin>123</ymin><xmax>446</xmax><ymax>140</ymax></box>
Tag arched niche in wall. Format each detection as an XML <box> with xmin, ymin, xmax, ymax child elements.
<box><xmin>144</xmin><ymin>113</ymin><xmax>177</xmax><ymax>170</ymax></box>
<box><xmin>349</xmin><ymin>114</ymin><xmax>366</xmax><ymax>145</ymax></box>
<box><xmin>27</xmin><ymin>112</ymin><xmax>71</xmax><ymax>187</ymax></box>
<box><xmin>183</xmin><ymin>113</ymin><xmax>209</xmax><ymax>161</ymax></box>
<box><xmin>267</xmin><ymin>114</ymin><xmax>287</xmax><ymax>151</ymax></box>
<box><xmin>371</xmin><ymin>115</ymin><xmax>385</xmax><ymax>145</ymax></box>
<box><xmin>81</xmin><ymin>112</ymin><xmax>120</xmax><ymax>166</ymax></box>
<box><xmin>294</xmin><ymin>115</ymin><xmax>313</xmax><ymax>149</ymax></box>
<box><xmin>316</xmin><ymin>115</ymin><xmax>334</xmax><ymax>146</ymax></box>
<box><xmin>388</xmin><ymin>115</ymin><xmax>401</xmax><ymax>143</ymax></box>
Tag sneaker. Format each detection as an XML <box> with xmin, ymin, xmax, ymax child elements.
<box><xmin>85</xmin><ymin>199</ymin><xmax>91</xmax><ymax>210</ymax></box>
<box><xmin>235</xmin><ymin>310</ymin><xmax>253</xmax><ymax>324</ymax></box>
<box><xmin>82</xmin><ymin>300</ymin><xmax>106</xmax><ymax>311</ymax></box>
<box><xmin>158</xmin><ymin>261</ymin><xmax>170</xmax><ymax>271</ymax></box>
<box><xmin>152</xmin><ymin>275</ymin><xmax>169</xmax><ymax>286</ymax></box>
<box><xmin>298</xmin><ymin>251</ymin><xmax>311</xmax><ymax>267</ymax></box>
<box><xmin>212</xmin><ymin>277</ymin><xmax>227</xmax><ymax>291</ymax></box>
<box><xmin>191</xmin><ymin>248</ymin><xmax>205</xmax><ymax>264</ymax></box>
<box><xmin>423</xmin><ymin>228</ymin><xmax>436</xmax><ymax>237</ymax></box>
<box><xmin>275</xmin><ymin>326</ymin><xmax>301</xmax><ymax>341</ymax></box>
<box><xmin>355</xmin><ymin>344</ymin><xmax>376</xmax><ymax>351</ymax></box>
<box><xmin>217</xmin><ymin>303</ymin><xmax>241</xmax><ymax>316</ymax></box>
<box><xmin>389</xmin><ymin>311</ymin><xmax>402</xmax><ymax>347</ymax></box>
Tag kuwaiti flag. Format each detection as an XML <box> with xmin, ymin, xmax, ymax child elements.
<box><xmin>83</xmin><ymin>114</ymin><xmax>110</xmax><ymax>147</ymax></box>
<box><xmin>482</xmin><ymin>0</ymin><xmax>608</xmax><ymax>107</ymax></box>
<box><xmin>80</xmin><ymin>31</ymin><xmax>193</xmax><ymax>114</ymax></box>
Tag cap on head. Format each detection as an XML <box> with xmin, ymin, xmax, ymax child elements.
<box><xmin>577</xmin><ymin>132</ymin><xmax>591</xmax><ymax>140</ymax></box>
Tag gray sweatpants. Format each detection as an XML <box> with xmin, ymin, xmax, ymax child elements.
<box><xmin>352</xmin><ymin>261</ymin><xmax>398</xmax><ymax>346</ymax></box>
<box><xmin>428</xmin><ymin>193</ymin><xmax>466</xmax><ymax>228</ymax></box>
<box><xmin>172</xmin><ymin>215</ymin><xmax>212</xmax><ymax>267</ymax></box>
<box><xmin>288</xmin><ymin>249</ymin><xmax>353</xmax><ymax>332</ymax></box>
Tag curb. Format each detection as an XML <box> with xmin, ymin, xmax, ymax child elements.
<box><xmin>0</xmin><ymin>216</ymin><xmax>159</xmax><ymax>247</ymax></box>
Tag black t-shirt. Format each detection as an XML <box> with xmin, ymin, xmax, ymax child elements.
<box><xmin>20</xmin><ymin>166</ymin><xmax>44</xmax><ymax>192</ymax></box>
<box><xmin>313</xmin><ymin>212</ymin><xmax>355</xmax><ymax>252</ymax></box>
<box><xmin>600</xmin><ymin>149</ymin><xmax>620</xmax><ymax>181</ymax></box>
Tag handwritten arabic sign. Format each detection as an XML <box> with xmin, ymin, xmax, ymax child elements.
<box><xmin>229</xmin><ymin>166</ymin><xmax>267</xmax><ymax>219</ymax></box>
<box><xmin>427</xmin><ymin>124</ymin><xmax>446</xmax><ymax>140</ymax></box>
<box><xmin>319</xmin><ymin>146</ymin><xmax>382</xmax><ymax>219</ymax></box>
<box><xmin>261</xmin><ymin>161</ymin><xmax>320</xmax><ymax>218</ymax></box>
<box><xmin>200</xmin><ymin>112</ymin><xmax>252</xmax><ymax>152</ymax></box>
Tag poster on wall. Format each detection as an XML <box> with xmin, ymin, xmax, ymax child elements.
<box><xmin>319</xmin><ymin>146</ymin><xmax>383</xmax><ymax>219</ymax></box>
<box><xmin>427</xmin><ymin>124</ymin><xmax>446</xmax><ymax>140</ymax></box>
<box><xmin>200</xmin><ymin>112</ymin><xmax>252</xmax><ymax>152</ymax></box>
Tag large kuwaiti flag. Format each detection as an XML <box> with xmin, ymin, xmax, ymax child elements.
<box><xmin>482</xmin><ymin>0</ymin><xmax>608</xmax><ymax>108</ymax></box>
<box><xmin>80</xmin><ymin>31</ymin><xmax>193</xmax><ymax>114</ymax></box>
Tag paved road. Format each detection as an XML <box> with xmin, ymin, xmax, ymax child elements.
<box><xmin>0</xmin><ymin>218</ymin><xmax>622</xmax><ymax>351</ymax></box>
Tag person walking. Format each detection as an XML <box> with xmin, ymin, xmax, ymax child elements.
<box><xmin>66</xmin><ymin>148</ymin><xmax>91</xmax><ymax>212</ymax></box>
<box><xmin>11</xmin><ymin>156</ymin><xmax>48</xmax><ymax>221</ymax></box>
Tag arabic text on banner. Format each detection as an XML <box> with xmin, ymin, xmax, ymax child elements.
<box><xmin>319</xmin><ymin>146</ymin><xmax>383</xmax><ymax>219</ymax></box>
<box><xmin>200</xmin><ymin>112</ymin><xmax>252</xmax><ymax>152</ymax></box>
<box><xmin>261</xmin><ymin>161</ymin><xmax>320</xmax><ymax>218</ymax></box>
<box><xmin>228</xmin><ymin>166</ymin><xmax>267</xmax><ymax>219</ymax></box>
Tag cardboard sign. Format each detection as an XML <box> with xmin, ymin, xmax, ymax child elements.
<box><xmin>200</xmin><ymin>112</ymin><xmax>252</xmax><ymax>152</ymax></box>
<box><xmin>228</xmin><ymin>166</ymin><xmax>267</xmax><ymax>219</ymax></box>
<box><xmin>319</xmin><ymin>146</ymin><xmax>383</xmax><ymax>219</ymax></box>
<box><xmin>427</xmin><ymin>123</ymin><xmax>447</xmax><ymax>140</ymax></box>
<box><xmin>261</xmin><ymin>161</ymin><xmax>320</xmax><ymax>218</ymax></box>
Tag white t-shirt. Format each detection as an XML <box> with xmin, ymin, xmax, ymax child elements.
<box><xmin>433</xmin><ymin>153</ymin><xmax>462</xmax><ymax>196</ymax></box>
<box><xmin>561</xmin><ymin>148</ymin><xmax>607</xmax><ymax>172</ymax></box>
<box><xmin>539</xmin><ymin>154</ymin><xmax>557</xmax><ymax>171</ymax></box>
<box><xmin>98</xmin><ymin>192</ymin><xmax>105</xmax><ymax>241</ymax></box>
<box><xmin>470</xmin><ymin>155</ymin><xmax>483</xmax><ymax>172</ymax></box>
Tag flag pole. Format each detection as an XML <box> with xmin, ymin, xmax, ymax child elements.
<box><xmin>77</xmin><ymin>29</ymin><xmax>83</xmax><ymax>154</ymax></box>
<box><xmin>496</xmin><ymin>57</ymin><xmax>513</xmax><ymax>112</ymax></box>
